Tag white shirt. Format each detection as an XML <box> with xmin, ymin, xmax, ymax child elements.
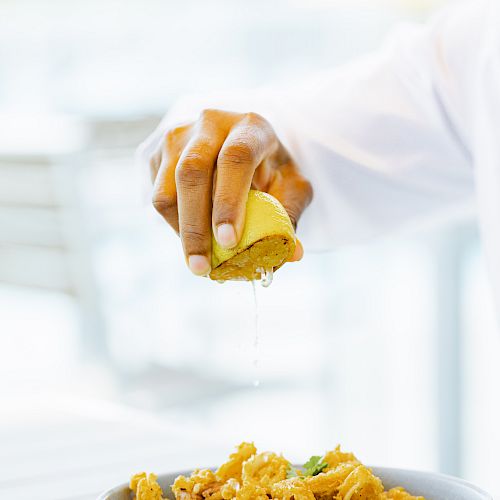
<box><xmin>140</xmin><ymin>0</ymin><xmax>500</xmax><ymax>301</ymax></box>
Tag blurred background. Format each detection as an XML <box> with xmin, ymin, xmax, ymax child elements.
<box><xmin>1</xmin><ymin>0</ymin><xmax>499</xmax><ymax>498</ymax></box>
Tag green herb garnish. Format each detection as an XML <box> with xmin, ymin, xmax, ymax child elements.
<box><xmin>302</xmin><ymin>455</ymin><xmax>328</xmax><ymax>477</ymax></box>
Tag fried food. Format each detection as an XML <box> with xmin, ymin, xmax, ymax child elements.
<box><xmin>130</xmin><ymin>443</ymin><xmax>425</xmax><ymax>500</ymax></box>
<box><xmin>130</xmin><ymin>472</ymin><xmax>164</xmax><ymax>500</ymax></box>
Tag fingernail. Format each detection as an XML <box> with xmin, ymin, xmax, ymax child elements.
<box><xmin>216</xmin><ymin>223</ymin><xmax>237</xmax><ymax>249</ymax></box>
<box><xmin>188</xmin><ymin>255</ymin><xmax>211</xmax><ymax>276</ymax></box>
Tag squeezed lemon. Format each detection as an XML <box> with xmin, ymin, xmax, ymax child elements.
<box><xmin>210</xmin><ymin>190</ymin><xmax>296</xmax><ymax>283</ymax></box>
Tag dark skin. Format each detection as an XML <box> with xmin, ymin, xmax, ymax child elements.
<box><xmin>150</xmin><ymin>109</ymin><xmax>313</xmax><ymax>275</ymax></box>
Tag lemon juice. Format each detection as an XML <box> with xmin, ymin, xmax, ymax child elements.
<box><xmin>251</xmin><ymin>280</ymin><xmax>260</xmax><ymax>388</ymax></box>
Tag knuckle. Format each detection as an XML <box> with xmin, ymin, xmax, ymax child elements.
<box><xmin>245</xmin><ymin>112</ymin><xmax>273</xmax><ymax>138</ymax></box>
<box><xmin>199</xmin><ymin>108</ymin><xmax>219</xmax><ymax>122</ymax></box>
<box><xmin>165</xmin><ymin>124</ymin><xmax>190</xmax><ymax>148</ymax></box>
<box><xmin>182</xmin><ymin>224</ymin><xmax>209</xmax><ymax>248</ymax></box>
<box><xmin>164</xmin><ymin>128</ymin><xmax>178</xmax><ymax>149</ymax></box>
<box><xmin>152</xmin><ymin>193</ymin><xmax>176</xmax><ymax>215</ymax></box>
<box><xmin>164</xmin><ymin>128</ymin><xmax>176</xmax><ymax>142</ymax></box>
<box><xmin>176</xmin><ymin>154</ymin><xmax>210</xmax><ymax>186</ymax></box>
<box><xmin>189</xmin><ymin>138</ymin><xmax>213</xmax><ymax>157</ymax></box>
<box><xmin>165</xmin><ymin>127</ymin><xmax>176</xmax><ymax>140</ymax></box>
<box><xmin>213</xmin><ymin>194</ymin><xmax>238</xmax><ymax>220</ymax></box>
<box><xmin>165</xmin><ymin>126</ymin><xmax>179</xmax><ymax>143</ymax></box>
<box><xmin>245</xmin><ymin>111</ymin><xmax>266</xmax><ymax>126</ymax></box>
<box><xmin>219</xmin><ymin>141</ymin><xmax>255</xmax><ymax>167</ymax></box>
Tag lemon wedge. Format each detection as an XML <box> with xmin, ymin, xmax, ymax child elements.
<box><xmin>210</xmin><ymin>190</ymin><xmax>296</xmax><ymax>282</ymax></box>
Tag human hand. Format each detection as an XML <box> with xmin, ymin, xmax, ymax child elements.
<box><xmin>150</xmin><ymin>109</ymin><xmax>312</xmax><ymax>275</ymax></box>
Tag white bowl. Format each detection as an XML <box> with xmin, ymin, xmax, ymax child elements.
<box><xmin>97</xmin><ymin>467</ymin><xmax>492</xmax><ymax>500</ymax></box>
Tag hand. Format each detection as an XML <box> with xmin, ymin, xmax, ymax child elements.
<box><xmin>150</xmin><ymin>109</ymin><xmax>313</xmax><ymax>276</ymax></box>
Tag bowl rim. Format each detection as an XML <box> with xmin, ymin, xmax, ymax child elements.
<box><xmin>97</xmin><ymin>465</ymin><xmax>493</xmax><ymax>500</ymax></box>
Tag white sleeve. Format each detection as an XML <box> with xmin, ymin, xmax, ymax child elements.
<box><xmin>139</xmin><ymin>0</ymin><xmax>495</xmax><ymax>251</ymax></box>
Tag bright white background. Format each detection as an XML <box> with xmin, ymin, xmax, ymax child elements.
<box><xmin>0</xmin><ymin>0</ymin><xmax>499</xmax><ymax>499</ymax></box>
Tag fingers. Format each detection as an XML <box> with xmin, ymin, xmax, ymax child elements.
<box><xmin>212</xmin><ymin>113</ymin><xmax>278</xmax><ymax>249</ymax></box>
<box><xmin>267</xmin><ymin>162</ymin><xmax>313</xmax><ymax>230</ymax></box>
<box><xmin>152</xmin><ymin>125</ymin><xmax>192</xmax><ymax>234</ymax></box>
<box><xmin>175</xmin><ymin>116</ymin><xmax>227</xmax><ymax>275</ymax></box>
<box><xmin>152</xmin><ymin>109</ymin><xmax>312</xmax><ymax>276</ymax></box>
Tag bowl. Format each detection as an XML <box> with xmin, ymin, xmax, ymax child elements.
<box><xmin>97</xmin><ymin>466</ymin><xmax>492</xmax><ymax>500</ymax></box>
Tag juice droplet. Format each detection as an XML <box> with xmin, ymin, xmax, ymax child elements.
<box><xmin>251</xmin><ymin>281</ymin><xmax>260</xmax><ymax>389</ymax></box>
<box><xmin>260</xmin><ymin>267</ymin><xmax>273</xmax><ymax>288</ymax></box>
